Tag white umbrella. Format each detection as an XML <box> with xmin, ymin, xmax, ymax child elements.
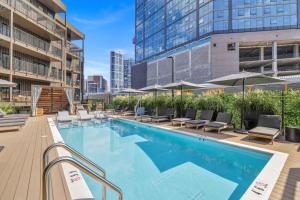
<box><xmin>118</xmin><ymin>88</ymin><xmax>144</xmax><ymax>109</ymax></box>
<box><xmin>140</xmin><ymin>84</ymin><xmax>167</xmax><ymax>115</ymax></box>
<box><xmin>207</xmin><ymin>71</ymin><xmax>285</xmax><ymax>129</ymax></box>
<box><xmin>0</xmin><ymin>79</ymin><xmax>17</xmax><ymax>88</ymax></box>
<box><xmin>119</xmin><ymin>88</ymin><xmax>144</xmax><ymax>94</ymax></box>
<box><xmin>161</xmin><ymin>81</ymin><xmax>204</xmax><ymax>117</ymax></box>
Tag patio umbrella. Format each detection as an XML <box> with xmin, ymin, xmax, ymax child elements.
<box><xmin>118</xmin><ymin>88</ymin><xmax>144</xmax><ymax>109</ymax></box>
<box><xmin>161</xmin><ymin>81</ymin><xmax>204</xmax><ymax>117</ymax></box>
<box><xmin>0</xmin><ymin>79</ymin><xmax>17</xmax><ymax>87</ymax></box>
<box><xmin>140</xmin><ymin>84</ymin><xmax>167</xmax><ymax>115</ymax></box>
<box><xmin>207</xmin><ymin>71</ymin><xmax>285</xmax><ymax>130</ymax></box>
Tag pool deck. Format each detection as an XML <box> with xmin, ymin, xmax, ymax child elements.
<box><xmin>0</xmin><ymin>115</ymin><xmax>299</xmax><ymax>200</ymax></box>
<box><xmin>0</xmin><ymin>116</ymin><xmax>70</xmax><ymax>200</ymax></box>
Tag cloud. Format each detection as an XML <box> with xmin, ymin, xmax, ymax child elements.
<box><xmin>71</xmin><ymin>5</ymin><xmax>134</xmax><ymax>27</ymax></box>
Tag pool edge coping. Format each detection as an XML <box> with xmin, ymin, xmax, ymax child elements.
<box><xmin>47</xmin><ymin>117</ymin><xmax>94</xmax><ymax>200</ymax></box>
<box><xmin>117</xmin><ymin>117</ymin><xmax>288</xmax><ymax>200</ymax></box>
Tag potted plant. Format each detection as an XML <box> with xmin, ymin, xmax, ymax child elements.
<box><xmin>284</xmin><ymin>90</ymin><xmax>300</xmax><ymax>143</ymax></box>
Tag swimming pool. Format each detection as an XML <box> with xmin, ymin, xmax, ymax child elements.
<box><xmin>58</xmin><ymin>119</ymin><xmax>275</xmax><ymax>200</ymax></box>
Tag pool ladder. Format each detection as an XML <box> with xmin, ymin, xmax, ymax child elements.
<box><xmin>42</xmin><ymin>142</ymin><xmax>123</xmax><ymax>200</ymax></box>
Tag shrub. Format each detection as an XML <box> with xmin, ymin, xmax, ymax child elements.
<box><xmin>111</xmin><ymin>89</ymin><xmax>300</xmax><ymax>127</ymax></box>
<box><xmin>0</xmin><ymin>102</ymin><xmax>16</xmax><ymax>114</ymax></box>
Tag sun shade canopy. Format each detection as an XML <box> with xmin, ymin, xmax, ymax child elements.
<box><xmin>207</xmin><ymin>72</ymin><xmax>285</xmax><ymax>86</ymax></box>
<box><xmin>161</xmin><ymin>81</ymin><xmax>204</xmax><ymax>90</ymax></box>
<box><xmin>140</xmin><ymin>84</ymin><xmax>167</xmax><ymax>92</ymax></box>
<box><xmin>0</xmin><ymin>79</ymin><xmax>17</xmax><ymax>88</ymax></box>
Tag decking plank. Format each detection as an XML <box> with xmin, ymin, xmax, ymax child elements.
<box><xmin>0</xmin><ymin>121</ymin><xmax>33</xmax><ymax>198</ymax></box>
<box><xmin>2</xmin><ymin>118</ymin><xmax>37</xmax><ymax>200</ymax></box>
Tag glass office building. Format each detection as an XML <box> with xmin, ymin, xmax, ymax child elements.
<box><xmin>135</xmin><ymin>0</ymin><xmax>298</xmax><ymax>62</ymax></box>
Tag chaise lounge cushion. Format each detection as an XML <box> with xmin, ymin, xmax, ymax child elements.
<box><xmin>206</xmin><ymin>122</ymin><xmax>227</xmax><ymax>128</ymax></box>
<box><xmin>186</xmin><ymin>120</ymin><xmax>209</xmax><ymax>125</ymax></box>
<box><xmin>249</xmin><ymin>126</ymin><xmax>280</xmax><ymax>136</ymax></box>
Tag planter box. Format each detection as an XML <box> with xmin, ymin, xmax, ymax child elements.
<box><xmin>285</xmin><ymin>127</ymin><xmax>300</xmax><ymax>143</ymax></box>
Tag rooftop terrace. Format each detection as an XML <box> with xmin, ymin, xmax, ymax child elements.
<box><xmin>0</xmin><ymin>115</ymin><xmax>299</xmax><ymax>199</ymax></box>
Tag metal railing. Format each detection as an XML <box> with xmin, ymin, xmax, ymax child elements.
<box><xmin>0</xmin><ymin>0</ymin><xmax>65</xmax><ymax>37</ymax></box>
<box><xmin>13</xmin><ymin>26</ymin><xmax>62</xmax><ymax>58</ymax></box>
<box><xmin>43</xmin><ymin>142</ymin><xmax>123</xmax><ymax>200</ymax></box>
<box><xmin>66</xmin><ymin>41</ymin><xmax>83</xmax><ymax>58</ymax></box>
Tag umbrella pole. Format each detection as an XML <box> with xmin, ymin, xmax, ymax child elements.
<box><xmin>241</xmin><ymin>79</ymin><xmax>245</xmax><ymax>129</ymax></box>
<box><xmin>155</xmin><ymin>91</ymin><xmax>158</xmax><ymax>116</ymax></box>
<box><xmin>181</xmin><ymin>86</ymin><xmax>183</xmax><ymax>118</ymax></box>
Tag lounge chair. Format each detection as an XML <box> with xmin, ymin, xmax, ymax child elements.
<box><xmin>151</xmin><ymin>108</ymin><xmax>174</xmax><ymax>123</ymax></box>
<box><xmin>248</xmin><ymin>115</ymin><xmax>282</xmax><ymax>144</ymax></box>
<box><xmin>0</xmin><ymin>117</ymin><xmax>26</xmax><ymax>131</ymax></box>
<box><xmin>185</xmin><ymin>110</ymin><xmax>214</xmax><ymax>129</ymax></box>
<box><xmin>172</xmin><ymin>109</ymin><xmax>197</xmax><ymax>127</ymax></box>
<box><xmin>115</xmin><ymin>106</ymin><xmax>129</xmax><ymax>115</ymax></box>
<box><xmin>78</xmin><ymin>110</ymin><xmax>93</xmax><ymax>121</ymax></box>
<box><xmin>138</xmin><ymin>108</ymin><xmax>154</xmax><ymax>122</ymax></box>
<box><xmin>203</xmin><ymin>112</ymin><xmax>233</xmax><ymax>133</ymax></box>
<box><xmin>0</xmin><ymin>109</ymin><xmax>29</xmax><ymax>120</ymax></box>
<box><xmin>95</xmin><ymin>111</ymin><xmax>108</xmax><ymax>121</ymax></box>
<box><xmin>122</xmin><ymin>108</ymin><xmax>135</xmax><ymax>116</ymax></box>
<box><xmin>57</xmin><ymin>111</ymin><xmax>72</xmax><ymax>123</ymax></box>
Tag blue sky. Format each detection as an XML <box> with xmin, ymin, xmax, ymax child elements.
<box><xmin>64</xmin><ymin>0</ymin><xmax>135</xmax><ymax>82</ymax></box>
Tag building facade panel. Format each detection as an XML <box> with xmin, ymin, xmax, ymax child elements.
<box><xmin>134</xmin><ymin>0</ymin><xmax>300</xmax><ymax>88</ymax></box>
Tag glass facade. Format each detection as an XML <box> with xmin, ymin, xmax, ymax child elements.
<box><xmin>135</xmin><ymin>0</ymin><xmax>298</xmax><ymax>62</ymax></box>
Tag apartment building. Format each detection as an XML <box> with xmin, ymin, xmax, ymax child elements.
<box><xmin>0</xmin><ymin>0</ymin><xmax>84</xmax><ymax>107</ymax></box>
<box><xmin>85</xmin><ymin>75</ymin><xmax>107</xmax><ymax>94</ymax></box>
<box><xmin>110</xmin><ymin>51</ymin><xmax>124</xmax><ymax>94</ymax></box>
<box><xmin>132</xmin><ymin>0</ymin><xmax>300</xmax><ymax>88</ymax></box>
<box><xmin>124</xmin><ymin>58</ymin><xmax>134</xmax><ymax>89</ymax></box>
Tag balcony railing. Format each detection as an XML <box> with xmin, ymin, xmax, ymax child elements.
<box><xmin>13</xmin><ymin>26</ymin><xmax>62</xmax><ymax>58</ymax></box>
<box><xmin>66</xmin><ymin>76</ymin><xmax>72</xmax><ymax>86</ymax></box>
<box><xmin>0</xmin><ymin>0</ymin><xmax>65</xmax><ymax>38</ymax></box>
<box><xmin>0</xmin><ymin>90</ymin><xmax>31</xmax><ymax>104</ymax></box>
<box><xmin>0</xmin><ymin>17</ymin><xmax>10</xmax><ymax>37</ymax></box>
<box><xmin>66</xmin><ymin>41</ymin><xmax>83</xmax><ymax>58</ymax></box>
<box><xmin>13</xmin><ymin>57</ymin><xmax>50</xmax><ymax>76</ymax></box>
<box><xmin>0</xmin><ymin>53</ymin><xmax>10</xmax><ymax>70</ymax></box>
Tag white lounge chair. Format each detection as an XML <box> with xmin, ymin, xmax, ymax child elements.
<box><xmin>78</xmin><ymin>110</ymin><xmax>93</xmax><ymax>121</ymax></box>
<box><xmin>57</xmin><ymin>111</ymin><xmax>72</xmax><ymax>123</ymax></box>
<box><xmin>95</xmin><ymin>111</ymin><xmax>108</xmax><ymax>121</ymax></box>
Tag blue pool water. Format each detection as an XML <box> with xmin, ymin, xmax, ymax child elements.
<box><xmin>59</xmin><ymin>119</ymin><xmax>272</xmax><ymax>200</ymax></box>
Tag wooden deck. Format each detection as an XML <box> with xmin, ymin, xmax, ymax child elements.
<box><xmin>0</xmin><ymin>115</ymin><xmax>299</xmax><ymax>200</ymax></box>
<box><xmin>0</xmin><ymin>116</ymin><xmax>70</xmax><ymax>200</ymax></box>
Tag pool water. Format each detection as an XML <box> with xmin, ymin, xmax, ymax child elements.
<box><xmin>59</xmin><ymin>119</ymin><xmax>272</xmax><ymax>200</ymax></box>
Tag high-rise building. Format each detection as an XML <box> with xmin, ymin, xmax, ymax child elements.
<box><xmin>85</xmin><ymin>75</ymin><xmax>107</xmax><ymax>94</ymax></box>
<box><xmin>0</xmin><ymin>0</ymin><xmax>84</xmax><ymax>104</ymax></box>
<box><xmin>124</xmin><ymin>58</ymin><xmax>134</xmax><ymax>89</ymax></box>
<box><xmin>110</xmin><ymin>51</ymin><xmax>124</xmax><ymax>94</ymax></box>
<box><xmin>132</xmin><ymin>0</ymin><xmax>300</xmax><ymax>88</ymax></box>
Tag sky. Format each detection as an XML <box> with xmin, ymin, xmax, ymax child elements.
<box><xmin>64</xmin><ymin>0</ymin><xmax>135</xmax><ymax>82</ymax></box>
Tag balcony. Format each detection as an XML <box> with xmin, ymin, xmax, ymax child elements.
<box><xmin>66</xmin><ymin>41</ymin><xmax>83</xmax><ymax>58</ymax></box>
<box><xmin>0</xmin><ymin>90</ymin><xmax>31</xmax><ymax>106</ymax></box>
<box><xmin>0</xmin><ymin>17</ymin><xmax>10</xmax><ymax>37</ymax></box>
<box><xmin>66</xmin><ymin>76</ymin><xmax>72</xmax><ymax>86</ymax></box>
<box><xmin>49</xmin><ymin>67</ymin><xmax>62</xmax><ymax>81</ymax></box>
<box><xmin>13</xmin><ymin>57</ymin><xmax>49</xmax><ymax>76</ymax></box>
<box><xmin>13</xmin><ymin>26</ymin><xmax>62</xmax><ymax>59</ymax></box>
<box><xmin>0</xmin><ymin>0</ymin><xmax>65</xmax><ymax>38</ymax></box>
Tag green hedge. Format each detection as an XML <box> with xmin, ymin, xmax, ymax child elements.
<box><xmin>112</xmin><ymin>89</ymin><xmax>300</xmax><ymax>128</ymax></box>
<box><xmin>0</xmin><ymin>102</ymin><xmax>16</xmax><ymax>114</ymax></box>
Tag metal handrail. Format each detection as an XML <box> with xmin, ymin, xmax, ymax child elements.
<box><xmin>43</xmin><ymin>142</ymin><xmax>107</xmax><ymax>200</ymax></box>
<box><xmin>43</xmin><ymin>156</ymin><xmax>123</xmax><ymax>200</ymax></box>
